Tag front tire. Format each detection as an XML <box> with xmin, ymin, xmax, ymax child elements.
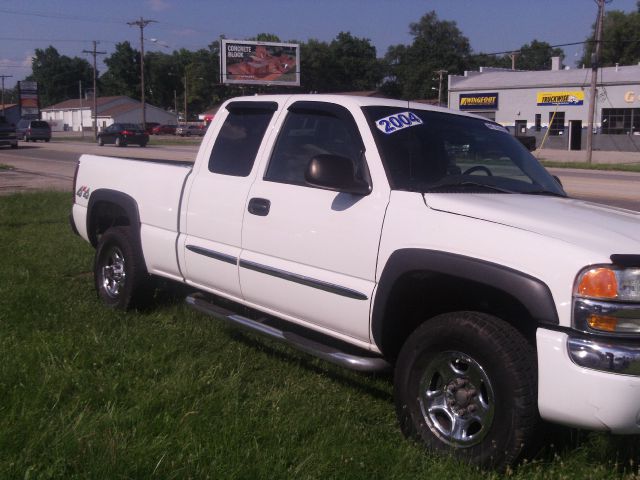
<box><xmin>394</xmin><ymin>312</ymin><xmax>537</xmax><ymax>470</ymax></box>
<box><xmin>94</xmin><ymin>227</ymin><xmax>150</xmax><ymax>310</ymax></box>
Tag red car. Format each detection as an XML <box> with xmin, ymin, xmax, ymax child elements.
<box><xmin>152</xmin><ymin>124</ymin><xmax>177</xmax><ymax>135</ymax></box>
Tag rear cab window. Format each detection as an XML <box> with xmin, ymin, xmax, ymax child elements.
<box><xmin>208</xmin><ymin>101</ymin><xmax>277</xmax><ymax>177</ymax></box>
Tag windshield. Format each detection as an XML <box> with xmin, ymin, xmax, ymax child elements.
<box><xmin>362</xmin><ymin>106</ymin><xmax>566</xmax><ymax>196</ymax></box>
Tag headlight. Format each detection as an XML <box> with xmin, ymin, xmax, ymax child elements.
<box><xmin>573</xmin><ymin>266</ymin><xmax>640</xmax><ymax>335</ymax></box>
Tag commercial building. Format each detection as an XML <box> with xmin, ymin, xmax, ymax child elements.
<box><xmin>41</xmin><ymin>96</ymin><xmax>177</xmax><ymax>132</ymax></box>
<box><xmin>448</xmin><ymin>58</ymin><xmax>640</xmax><ymax>151</ymax></box>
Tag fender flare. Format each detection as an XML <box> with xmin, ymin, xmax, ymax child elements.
<box><xmin>86</xmin><ymin>189</ymin><xmax>142</xmax><ymax>248</ymax></box>
<box><xmin>371</xmin><ymin>249</ymin><xmax>559</xmax><ymax>348</ymax></box>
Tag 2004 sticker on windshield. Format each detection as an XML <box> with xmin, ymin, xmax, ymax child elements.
<box><xmin>376</xmin><ymin>112</ymin><xmax>423</xmax><ymax>134</ymax></box>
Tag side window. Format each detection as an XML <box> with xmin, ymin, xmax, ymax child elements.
<box><xmin>265</xmin><ymin>106</ymin><xmax>365</xmax><ymax>186</ymax></box>
<box><xmin>208</xmin><ymin>106</ymin><xmax>275</xmax><ymax>177</ymax></box>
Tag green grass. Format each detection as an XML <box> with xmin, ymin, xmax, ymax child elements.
<box><xmin>540</xmin><ymin>160</ymin><xmax>640</xmax><ymax>172</ymax></box>
<box><xmin>0</xmin><ymin>163</ymin><xmax>15</xmax><ymax>170</ymax></box>
<box><xmin>2</xmin><ymin>192</ymin><xmax>640</xmax><ymax>479</ymax></box>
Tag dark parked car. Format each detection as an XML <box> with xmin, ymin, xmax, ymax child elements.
<box><xmin>16</xmin><ymin>119</ymin><xmax>51</xmax><ymax>142</ymax></box>
<box><xmin>176</xmin><ymin>124</ymin><xmax>207</xmax><ymax>137</ymax></box>
<box><xmin>97</xmin><ymin>123</ymin><xmax>148</xmax><ymax>147</ymax></box>
<box><xmin>151</xmin><ymin>124</ymin><xmax>177</xmax><ymax>135</ymax></box>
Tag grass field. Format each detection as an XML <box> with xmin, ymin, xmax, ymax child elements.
<box><xmin>540</xmin><ymin>161</ymin><xmax>640</xmax><ymax>173</ymax></box>
<box><xmin>1</xmin><ymin>192</ymin><xmax>640</xmax><ymax>479</ymax></box>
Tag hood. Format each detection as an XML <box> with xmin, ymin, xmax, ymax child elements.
<box><xmin>424</xmin><ymin>193</ymin><xmax>640</xmax><ymax>254</ymax></box>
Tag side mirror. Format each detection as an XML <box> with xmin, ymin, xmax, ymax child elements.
<box><xmin>305</xmin><ymin>154</ymin><xmax>371</xmax><ymax>195</ymax></box>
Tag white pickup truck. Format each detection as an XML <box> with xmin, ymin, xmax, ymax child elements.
<box><xmin>71</xmin><ymin>94</ymin><xmax>640</xmax><ymax>469</ymax></box>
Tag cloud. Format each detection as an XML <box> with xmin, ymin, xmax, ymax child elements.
<box><xmin>147</xmin><ymin>0</ymin><xmax>170</xmax><ymax>11</ymax></box>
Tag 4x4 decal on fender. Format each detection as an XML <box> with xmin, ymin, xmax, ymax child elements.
<box><xmin>76</xmin><ymin>186</ymin><xmax>90</xmax><ymax>199</ymax></box>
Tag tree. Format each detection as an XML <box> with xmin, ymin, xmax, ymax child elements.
<box><xmin>383</xmin><ymin>11</ymin><xmax>472</xmax><ymax>100</ymax></box>
<box><xmin>581</xmin><ymin>6</ymin><xmax>640</xmax><ymax>67</ymax></box>
<box><xmin>300</xmin><ymin>32</ymin><xmax>382</xmax><ymax>93</ymax></box>
<box><xmin>28</xmin><ymin>46</ymin><xmax>93</xmax><ymax>107</ymax></box>
<box><xmin>513</xmin><ymin>40</ymin><xmax>564</xmax><ymax>70</ymax></box>
<box><xmin>100</xmin><ymin>41</ymin><xmax>140</xmax><ymax>99</ymax></box>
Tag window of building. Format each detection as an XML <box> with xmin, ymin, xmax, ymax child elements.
<box><xmin>601</xmin><ymin>108</ymin><xmax>640</xmax><ymax>135</ymax></box>
<box><xmin>265</xmin><ymin>103</ymin><xmax>365</xmax><ymax>187</ymax></box>
<box><xmin>535</xmin><ymin>114</ymin><xmax>541</xmax><ymax>132</ymax></box>
<box><xmin>548</xmin><ymin>111</ymin><xmax>565</xmax><ymax>136</ymax></box>
<box><xmin>208</xmin><ymin>102</ymin><xmax>276</xmax><ymax>177</ymax></box>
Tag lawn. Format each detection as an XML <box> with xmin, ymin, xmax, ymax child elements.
<box><xmin>1</xmin><ymin>192</ymin><xmax>639</xmax><ymax>479</ymax></box>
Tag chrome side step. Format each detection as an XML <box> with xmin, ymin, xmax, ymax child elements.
<box><xmin>186</xmin><ymin>293</ymin><xmax>390</xmax><ymax>372</ymax></box>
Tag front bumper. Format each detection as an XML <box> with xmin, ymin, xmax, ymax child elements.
<box><xmin>537</xmin><ymin>328</ymin><xmax>640</xmax><ymax>434</ymax></box>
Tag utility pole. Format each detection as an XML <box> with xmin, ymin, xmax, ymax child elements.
<box><xmin>435</xmin><ymin>69</ymin><xmax>448</xmax><ymax>107</ymax></box>
<box><xmin>79</xmin><ymin>80</ymin><xmax>84</xmax><ymax>137</ymax></box>
<box><xmin>184</xmin><ymin>74</ymin><xmax>188</xmax><ymax>123</ymax></box>
<box><xmin>128</xmin><ymin>17</ymin><xmax>157</xmax><ymax>130</ymax></box>
<box><xmin>0</xmin><ymin>74</ymin><xmax>12</xmax><ymax>116</ymax></box>
<box><xmin>586</xmin><ymin>0</ymin><xmax>607</xmax><ymax>164</ymax></box>
<box><xmin>83</xmin><ymin>41</ymin><xmax>106</xmax><ymax>139</ymax></box>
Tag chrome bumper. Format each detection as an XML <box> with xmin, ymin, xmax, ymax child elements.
<box><xmin>567</xmin><ymin>336</ymin><xmax>640</xmax><ymax>376</ymax></box>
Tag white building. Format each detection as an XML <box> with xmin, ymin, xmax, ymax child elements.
<box><xmin>41</xmin><ymin>96</ymin><xmax>177</xmax><ymax>132</ymax></box>
<box><xmin>448</xmin><ymin>59</ymin><xmax>640</xmax><ymax>151</ymax></box>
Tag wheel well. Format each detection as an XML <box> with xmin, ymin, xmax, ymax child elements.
<box><xmin>88</xmin><ymin>201</ymin><xmax>132</xmax><ymax>246</ymax></box>
<box><xmin>377</xmin><ymin>271</ymin><xmax>538</xmax><ymax>361</ymax></box>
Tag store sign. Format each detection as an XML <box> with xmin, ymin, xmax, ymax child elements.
<box><xmin>458</xmin><ymin>93</ymin><xmax>498</xmax><ymax>110</ymax></box>
<box><xmin>221</xmin><ymin>39</ymin><xmax>300</xmax><ymax>86</ymax></box>
<box><xmin>624</xmin><ymin>91</ymin><xmax>637</xmax><ymax>103</ymax></box>
<box><xmin>536</xmin><ymin>91</ymin><xmax>584</xmax><ymax>106</ymax></box>
<box><xmin>18</xmin><ymin>81</ymin><xmax>39</xmax><ymax>118</ymax></box>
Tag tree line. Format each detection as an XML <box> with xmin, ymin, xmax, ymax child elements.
<box><xmin>6</xmin><ymin>7</ymin><xmax>640</xmax><ymax>117</ymax></box>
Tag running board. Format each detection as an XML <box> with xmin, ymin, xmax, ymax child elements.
<box><xmin>186</xmin><ymin>293</ymin><xmax>390</xmax><ymax>372</ymax></box>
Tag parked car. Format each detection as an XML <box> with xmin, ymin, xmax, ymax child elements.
<box><xmin>151</xmin><ymin>124</ymin><xmax>177</xmax><ymax>135</ymax></box>
<box><xmin>97</xmin><ymin>123</ymin><xmax>148</xmax><ymax>147</ymax></box>
<box><xmin>143</xmin><ymin>122</ymin><xmax>160</xmax><ymax>135</ymax></box>
<box><xmin>0</xmin><ymin>116</ymin><xmax>18</xmax><ymax>148</ymax></box>
<box><xmin>16</xmin><ymin>119</ymin><xmax>51</xmax><ymax>142</ymax></box>
<box><xmin>176</xmin><ymin>124</ymin><xmax>207</xmax><ymax>137</ymax></box>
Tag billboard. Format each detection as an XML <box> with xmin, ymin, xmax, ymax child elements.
<box><xmin>18</xmin><ymin>81</ymin><xmax>39</xmax><ymax>118</ymax></box>
<box><xmin>458</xmin><ymin>93</ymin><xmax>499</xmax><ymax>110</ymax></box>
<box><xmin>221</xmin><ymin>39</ymin><xmax>300</xmax><ymax>86</ymax></box>
<box><xmin>536</xmin><ymin>91</ymin><xmax>584</xmax><ymax>106</ymax></box>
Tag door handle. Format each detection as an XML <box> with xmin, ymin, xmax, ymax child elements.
<box><xmin>248</xmin><ymin>197</ymin><xmax>271</xmax><ymax>216</ymax></box>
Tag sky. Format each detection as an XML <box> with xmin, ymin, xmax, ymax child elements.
<box><xmin>1</xmin><ymin>0</ymin><xmax>638</xmax><ymax>89</ymax></box>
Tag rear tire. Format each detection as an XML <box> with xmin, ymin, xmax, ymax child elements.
<box><xmin>94</xmin><ymin>227</ymin><xmax>151</xmax><ymax>310</ymax></box>
<box><xmin>394</xmin><ymin>311</ymin><xmax>538</xmax><ymax>470</ymax></box>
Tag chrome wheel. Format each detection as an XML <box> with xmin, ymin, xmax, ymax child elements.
<box><xmin>101</xmin><ymin>246</ymin><xmax>126</xmax><ymax>299</ymax></box>
<box><xmin>418</xmin><ymin>351</ymin><xmax>494</xmax><ymax>448</ymax></box>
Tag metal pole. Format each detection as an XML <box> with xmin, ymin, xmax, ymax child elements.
<box><xmin>586</xmin><ymin>0</ymin><xmax>605</xmax><ymax>164</ymax></box>
<box><xmin>83</xmin><ymin>41</ymin><xmax>106</xmax><ymax>139</ymax></box>
<box><xmin>128</xmin><ymin>17</ymin><xmax>157</xmax><ymax>130</ymax></box>
<box><xmin>79</xmin><ymin>80</ymin><xmax>84</xmax><ymax>137</ymax></box>
<box><xmin>435</xmin><ymin>69</ymin><xmax>447</xmax><ymax>107</ymax></box>
<box><xmin>184</xmin><ymin>74</ymin><xmax>187</xmax><ymax>124</ymax></box>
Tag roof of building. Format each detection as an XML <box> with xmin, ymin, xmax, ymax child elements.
<box><xmin>42</xmin><ymin>95</ymin><xmax>133</xmax><ymax>111</ymax></box>
<box><xmin>98</xmin><ymin>102</ymin><xmax>140</xmax><ymax>117</ymax></box>
<box><xmin>449</xmin><ymin>64</ymin><xmax>640</xmax><ymax>91</ymax></box>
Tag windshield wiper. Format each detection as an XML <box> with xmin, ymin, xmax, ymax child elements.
<box><xmin>424</xmin><ymin>180</ymin><xmax>518</xmax><ymax>194</ymax></box>
<box><xmin>526</xmin><ymin>189</ymin><xmax>567</xmax><ymax>197</ymax></box>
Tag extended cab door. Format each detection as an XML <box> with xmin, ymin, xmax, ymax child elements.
<box><xmin>239</xmin><ymin>100</ymin><xmax>390</xmax><ymax>344</ymax></box>
<box><xmin>180</xmin><ymin>100</ymin><xmax>279</xmax><ymax>298</ymax></box>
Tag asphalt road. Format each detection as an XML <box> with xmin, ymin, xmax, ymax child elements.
<box><xmin>1</xmin><ymin>141</ymin><xmax>639</xmax><ymax>212</ymax></box>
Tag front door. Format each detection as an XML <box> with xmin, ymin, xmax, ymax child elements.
<box><xmin>569</xmin><ymin>120</ymin><xmax>582</xmax><ymax>150</ymax></box>
<box><xmin>239</xmin><ymin>100</ymin><xmax>390</xmax><ymax>343</ymax></box>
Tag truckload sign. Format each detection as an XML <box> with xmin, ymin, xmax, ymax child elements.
<box><xmin>221</xmin><ymin>39</ymin><xmax>300</xmax><ymax>86</ymax></box>
<box><xmin>536</xmin><ymin>91</ymin><xmax>584</xmax><ymax>106</ymax></box>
